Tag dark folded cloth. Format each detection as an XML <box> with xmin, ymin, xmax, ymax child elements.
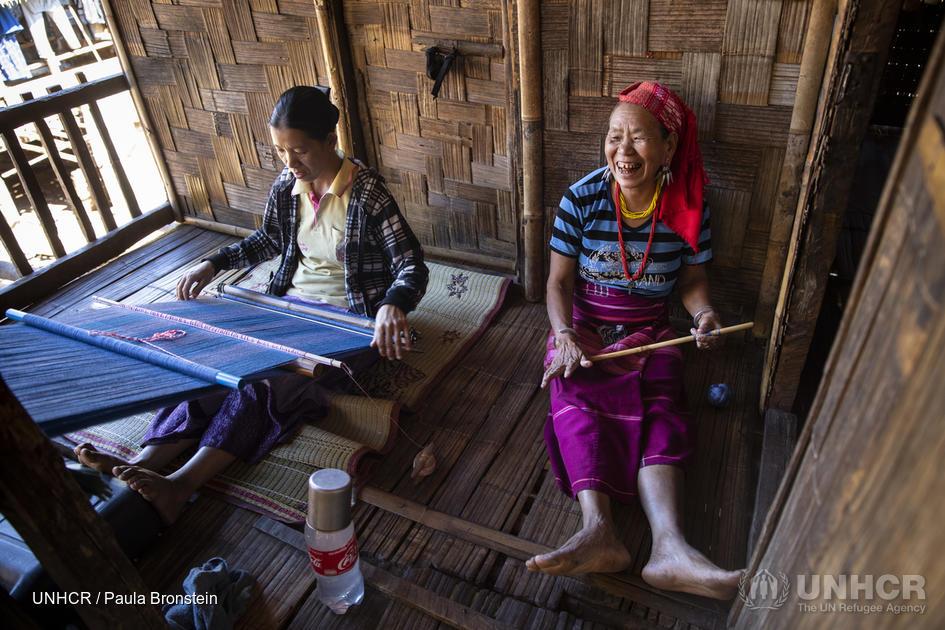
<box><xmin>164</xmin><ymin>557</ymin><xmax>254</xmax><ymax>630</ymax></box>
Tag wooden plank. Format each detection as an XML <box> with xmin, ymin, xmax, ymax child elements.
<box><xmin>33</xmin><ymin>118</ymin><xmax>96</xmax><ymax>242</ymax></box>
<box><xmin>0</xmin><ymin>128</ymin><xmax>66</xmax><ymax>258</ymax></box>
<box><xmin>0</xmin><ymin>205</ymin><xmax>173</xmax><ymax>313</ymax></box>
<box><xmin>0</xmin><ymin>74</ymin><xmax>128</xmax><ymax>131</ymax></box>
<box><xmin>747</xmin><ymin>409</ymin><xmax>797</xmax><ymax>556</ymax></box>
<box><xmin>762</xmin><ymin>0</ymin><xmax>901</xmax><ymax>411</ymax></box>
<box><xmin>59</xmin><ymin>108</ymin><xmax>114</xmax><ymax>232</ymax></box>
<box><xmin>0</xmin><ymin>379</ymin><xmax>165</xmax><ymax>630</ymax></box>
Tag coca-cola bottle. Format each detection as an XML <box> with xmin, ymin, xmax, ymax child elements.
<box><xmin>304</xmin><ymin>469</ymin><xmax>365</xmax><ymax>614</ymax></box>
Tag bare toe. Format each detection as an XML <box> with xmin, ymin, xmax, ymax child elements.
<box><xmin>74</xmin><ymin>443</ymin><xmax>127</xmax><ymax>476</ymax></box>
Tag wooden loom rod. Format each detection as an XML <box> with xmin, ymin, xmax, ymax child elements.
<box><xmin>590</xmin><ymin>321</ymin><xmax>755</xmax><ymax>362</ymax></box>
<box><xmin>92</xmin><ymin>296</ymin><xmax>347</xmax><ymax>370</ymax></box>
<box><xmin>217</xmin><ymin>284</ymin><xmax>376</xmax><ymax>331</ymax></box>
<box><xmin>518</xmin><ymin>0</ymin><xmax>544</xmax><ymax>302</ymax></box>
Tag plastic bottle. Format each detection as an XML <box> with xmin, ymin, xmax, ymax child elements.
<box><xmin>304</xmin><ymin>469</ymin><xmax>365</xmax><ymax>614</ymax></box>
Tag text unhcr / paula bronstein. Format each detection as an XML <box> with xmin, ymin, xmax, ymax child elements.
<box><xmin>34</xmin><ymin>591</ymin><xmax>219</xmax><ymax>606</ymax></box>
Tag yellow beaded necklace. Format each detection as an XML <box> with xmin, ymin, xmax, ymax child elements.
<box><xmin>616</xmin><ymin>179</ymin><xmax>663</xmax><ymax>221</ymax></box>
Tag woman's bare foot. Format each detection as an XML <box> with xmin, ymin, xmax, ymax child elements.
<box><xmin>114</xmin><ymin>465</ymin><xmax>192</xmax><ymax>525</ymax></box>
<box><xmin>74</xmin><ymin>443</ymin><xmax>129</xmax><ymax>476</ymax></box>
<box><xmin>525</xmin><ymin>520</ymin><xmax>632</xmax><ymax>576</ymax></box>
<box><xmin>642</xmin><ymin>536</ymin><xmax>742</xmax><ymax>600</ymax></box>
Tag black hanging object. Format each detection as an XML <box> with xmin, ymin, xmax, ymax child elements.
<box><xmin>425</xmin><ymin>47</ymin><xmax>458</xmax><ymax>99</ymax></box>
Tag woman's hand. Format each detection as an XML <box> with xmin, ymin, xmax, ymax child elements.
<box><xmin>372</xmin><ymin>304</ymin><xmax>412</xmax><ymax>360</ymax></box>
<box><xmin>690</xmin><ymin>307</ymin><xmax>723</xmax><ymax>350</ymax></box>
<box><xmin>176</xmin><ymin>261</ymin><xmax>216</xmax><ymax>300</ymax></box>
<box><xmin>541</xmin><ymin>330</ymin><xmax>592</xmax><ymax>388</ymax></box>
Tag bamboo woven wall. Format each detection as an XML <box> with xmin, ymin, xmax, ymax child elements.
<box><xmin>341</xmin><ymin>0</ymin><xmax>518</xmax><ymax>271</ymax></box>
<box><xmin>108</xmin><ymin>0</ymin><xmax>332</xmax><ymax>230</ymax></box>
<box><xmin>542</xmin><ymin>0</ymin><xmax>812</xmax><ymax>318</ymax></box>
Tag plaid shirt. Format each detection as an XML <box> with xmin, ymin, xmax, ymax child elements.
<box><xmin>207</xmin><ymin>160</ymin><xmax>428</xmax><ymax>316</ymax></box>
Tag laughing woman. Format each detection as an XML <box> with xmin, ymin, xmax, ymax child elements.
<box><xmin>528</xmin><ymin>82</ymin><xmax>742</xmax><ymax>600</ymax></box>
<box><xmin>75</xmin><ymin>86</ymin><xmax>428</xmax><ymax>524</ymax></box>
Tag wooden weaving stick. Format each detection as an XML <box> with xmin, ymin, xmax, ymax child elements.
<box><xmin>217</xmin><ymin>284</ymin><xmax>376</xmax><ymax>332</ymax></box>
<box><xmin>590</xmin><ymin>321</ymin><xmax>754</xmax><ymax>362</ymax></box>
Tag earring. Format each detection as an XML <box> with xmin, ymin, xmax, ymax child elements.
<box><xmin>658</xmin><ymin>164</ymin><xmax>673</xmax><ymax>186</ymax></box>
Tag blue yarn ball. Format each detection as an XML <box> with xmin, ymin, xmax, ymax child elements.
<box><xmin>707</xmin><ymin>383</ymin><xmax>732</xmax><ymax>408</ymax></box>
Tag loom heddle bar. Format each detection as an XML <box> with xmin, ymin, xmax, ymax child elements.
<box><xmin>4</xmin><ymin>309</ymin><xmax>243</xmax><ymax>389</ymax></box>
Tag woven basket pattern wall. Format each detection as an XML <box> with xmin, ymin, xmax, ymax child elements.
<box><xmin>543</xmin><ymin>0</ymin><xmax>812</xmax><ymax>317</ymax></box>
<box><xmin>341</xmin><ymin>1</ymin><xmax>518</xmax><ymax>270</ymax></box>
<box><xmin>109</xmin><ymin>0</ymin><xmax>331</xmax><ymax>230</ymax></box>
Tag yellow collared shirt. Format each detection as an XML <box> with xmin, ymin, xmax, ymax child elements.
<box><xmin>285</xmin><ymin>155</ymin><xmax>356</xmax><ymax>308</ymax></box>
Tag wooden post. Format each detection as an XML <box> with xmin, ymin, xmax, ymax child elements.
<box><xmin>313</xmin><ymin>0</ymin><xmax>365</xmax><ymax>160</ymax></box>
<box><xmin>0</xmin><ymin>128</ymin><xmax>67</xmax><ymax>258</ymax></box>
<box><xmin>753</xmin><ymin>0</ymin><xmax>836</xmax><ymax>338</ymax></box>
<box><xmin>760</xmin><ymin>0</ymin><xmax>902</xmax><ymax>411</ymax></box>
<box><xmin>58</xmin><ymin>109</ymin><xmax>117</xmax><ymax>232</ymax></box>
<box><xmin>76</xmin><ymin>72</ymin><xmax>141</xmax><ymax>218</ymax></box>
<box><xmin>100</xmin><ymin>0</ymin><xmax>182</xmax><ymax>221</ymax></box>
<box><xmin>517</xmin><ymin>0</ymin><xmax>543</xmax><ymax>302</ymax></box>
<box><xmin>0</xmin><ymin>200</ymin><xmax>32</xmax><ymax>277</ymax></box>
<box><xmin>0</xmin><ymin>378</ymin><xmax>165</xmax><ymax>629</ymax></box>
<box><xmin>34</xmin><ymin>118</ymin><xmax>97</xmax><ymax>242</ymax></box>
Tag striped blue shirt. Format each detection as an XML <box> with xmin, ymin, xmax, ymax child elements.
<box><xmin>550</xmin><ymin>166</ymin><xmax>712</xmax><ymax>298</ymax></box>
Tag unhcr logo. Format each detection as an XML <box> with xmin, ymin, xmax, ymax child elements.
<box><xmin>738</xmin><ymin>569</ymin><xmax>791</xmax><ymax>610</ymax></box>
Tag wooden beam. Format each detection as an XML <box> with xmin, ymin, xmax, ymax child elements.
<box><xmin>0</xmin><ymin>377</ymin><xmax>165</xmax><ymax>629</ymax></box>
<box><xmin>357</xmin><ymin>485</ymin><xmax>726</xmax><ymax>629</ymax></box>
<box><xmin>753</xmin><ymin>0</ymin><xmax>836</xmax><ymax>338</ymax></box>
<box><xmin>0</xmin><ymin>74</ymin><xmax>127</xmax><ymax>131</ymax></box>
<box><xmin>761</xmin><ymin>0</ymin><xmax>902</xmax><ymax>411</ymax></box>
<box><xmin>78</xmin><ymin>72</ymin><xmax>141</xmax><ymax>218</ymax></box>
<box><xmin>747</xmin><ymin>408</ymin><xmax>797</xmax><ymax>556</ymax></box>
<box><xmin>0</xmin><ymin>203</ymin><xmax>173</xmax><ymax>312</ymax></box>
<box><xmin>314</xmin><ymin>0</ymin><xmax>367</xmax><ymax>160</ymax></box>
<box><xmin>34</xmin><ymin>118</ymin><xmax>97</xmax><ymax>242</ymax></box>
<box><xmin>0</xmin><ymin>128</ymin><xmax>66</xmax><ymax>258</ymax></box>
<box><xmin>58</xmin><ymin>108</ymin><xmax>116</xmax><ymax>232</ymax></box>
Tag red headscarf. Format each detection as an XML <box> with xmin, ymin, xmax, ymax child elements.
<box><xmin>617</xmin><ymin>82</ymin><xmax>708</xmax><ymax>253</ymax></box>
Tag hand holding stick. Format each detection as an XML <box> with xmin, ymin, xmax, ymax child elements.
<box><xmin>590</xmin><ymin>321</ymin><xmax>754</xmax><ymax>363</ymax></box>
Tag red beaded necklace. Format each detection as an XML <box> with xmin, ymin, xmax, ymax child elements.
<box><xmin>612</xmin><ymin>180</ymin><xmax>659</xmax><ymax>286</ymax></box>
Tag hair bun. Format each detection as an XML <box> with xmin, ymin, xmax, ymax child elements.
<box><xmin>270</xmin><ymin>86</ymin><xmax>340</xmax><ymax>141</ymax></box>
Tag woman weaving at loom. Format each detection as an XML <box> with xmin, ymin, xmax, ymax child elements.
<box><xmin>527</xmin><ymin>82</ymin><xmax>743</xmax><ymax>599</ymax></box>
<box><xmin>75</xmin><ymin>86</ymin><xmax>428</xmax><ymax>524</ymax></box>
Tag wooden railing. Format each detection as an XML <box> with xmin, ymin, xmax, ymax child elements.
<box><xmin>0</xmin><ymin>74</ymin><xmax>173</xmax><ymax>312</ymax></box>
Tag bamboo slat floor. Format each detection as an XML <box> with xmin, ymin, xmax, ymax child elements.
<box><xmin>31</xmin><ymin>225</ymin><xmax>763</xmax><ymax>629</ymax></box>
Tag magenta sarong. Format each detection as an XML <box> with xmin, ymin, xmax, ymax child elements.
<box><xmin>544</xmin><ymin>281</ymin><xmax>696</xmax><ymax>502</ymax></box>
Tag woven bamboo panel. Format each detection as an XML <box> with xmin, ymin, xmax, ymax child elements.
<box><xmin>541</xmin><ymin>0</ymin><xmax>813</xmax><ymax>316</ymax></box>
<box><xmin>343</xmin><ymin>0</ymin><xmax>517</xmax><ymax>266</ymax></box>
<box><xmin>110</xmin><ymin>0</ymin><xmax>331</xmax><ymax>226</ymax></box>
